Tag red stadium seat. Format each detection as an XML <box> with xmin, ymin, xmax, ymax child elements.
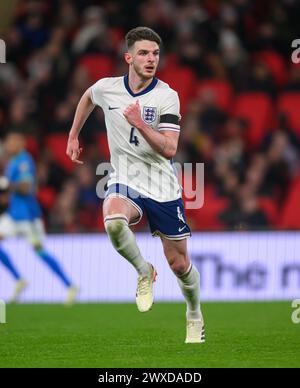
<box><xmin>108</xmin><ymin>27</ymin><xmax>124</xmax><ymax>51</ymax></box>
<box><xmin>196</xmin><ymin>79</ymin><xmax>233</xmax><ymax>112</ymax></box>
<box><xmin>25</xmin><ymin>135</ymin><xmax>39</xmax><ymax>159</ymax></box>
<box><xmin>279</xmin><ymin>179</ymin><xmax>300</xmax><ymax>229</ymax></box>
<box><xmin>37</xmin><ymin>186</ymin><xmax>56</xmax><ymax>209</ymax></box>
<box><xmin>183</xmin><ymin>183</ymin><xmax>227</xmax><ymax>230</ymax></box>
<box><xmin>159</xmin><ymin>53</ymin><xmax>180</xmax><ymax>69</ymax></box>
<box><xmin>232</xmin><ymin>92</ymin><xmax>274</xmax><ymax>147</ymax></box>
<box><xmin>79</xmin><ymin>54</ymin><xmax>115</xmax><ymax>83</ymax></box>
<box><xmin>277</xmin><ymin>92</ymin><xmax>300</xmax><ymax>136</ymax></box>
<box><xmin>185</xmin><ymin>198</ymin><xmax>228</xmax><ymax>230</ymax></box>
<box><xmin>257</xmin><ymin>197</ymin><xmax>279</xmax><ymax>225</ymax></box>
<box><xmin>96</xmin><ymin>132</ymin><xmax>110</xmax><ymax>161</ymax></box>
<box><xmin>157</xmin><ymin>66</ymin><xmax>196</xmax><ymax>114</ymax></box>
<box><xmin>45</xmin><ymin>133</ymin><xmax>75</xmax><ymax>172</ymax></box>
<box><xmin>253</xmin><ymin>50</ymin><xmax>288</xmax><ymax>86</ymax></box>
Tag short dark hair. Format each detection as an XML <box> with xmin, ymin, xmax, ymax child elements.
<box><xmin>125</xmin><ymin>27</ymin><xmax>162</xmax><ymax>50</ymax></box>
<box><xmin>5</xmin><ymin>128</ymin><xmax>26</xmax><ymax>137</ymax></box>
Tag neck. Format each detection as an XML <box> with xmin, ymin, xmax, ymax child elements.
<box><xmin>13</xmin><ymin>149</ymin><xmax>24</xmax><ymax>157</ymax></box>
<box><xmin>128</xmin><ymin>70</ymin><xmax>153</xmax><ymax>94</ymax></box>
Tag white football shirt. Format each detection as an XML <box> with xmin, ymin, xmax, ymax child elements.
<box><xmin>90</xmin><ymin>75</ymin><xmax>182</xmax><ymax>202</ymax></box>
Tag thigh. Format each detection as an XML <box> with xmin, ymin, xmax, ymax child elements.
<box><xmin>161</xmin><ymin>237</ymin><xmax>188</xmax><ymax>260</ymax></box>
<box><xmin>103</xmin><ymin>196</ymin><xmax>140</xmax><ymax>225</ymax></box>
<box><xmin>16</xmin><ymin>219</ymin><xmax>45</xmax><ymax>247</ymax></box>
<box><xmin>0</xmin><ymin>214</ymin><xmax>16</xmax><ymax>239</ymax></box>
<box><xmin>32</xmin><ymin>219</ymin><xmax>46</xmax><ymax>247</ymax></box>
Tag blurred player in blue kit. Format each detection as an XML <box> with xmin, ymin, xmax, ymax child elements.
<box><xmin>0</xmin><ymin>130</ymin><xmax>78</xmax><ymax>304</ymax></box>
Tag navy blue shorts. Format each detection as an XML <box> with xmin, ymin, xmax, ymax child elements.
<box><xmin>105</xmin><ymin>184</ymin><xmax>191</xmax><ymax>240</ymax></box>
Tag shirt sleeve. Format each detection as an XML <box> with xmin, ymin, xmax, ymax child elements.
<box><xmin>158</xmin><ymin>90</ymin><xmax>181</xmax><ymax>132</ymax></box>
<box><xmin>89</xmin><ymin>78</ymin><xmax>106</xmax><ymax>107</ymax></box>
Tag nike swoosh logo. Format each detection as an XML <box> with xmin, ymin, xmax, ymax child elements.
<box><xmin>108</xmin><ymin>106</ymin><xmax>120</xmax><ymax>110</ymax></box>
<box><xmin>178</xmin><ymin>225</ymin><xmax>187</xmax><ymax>232</ymax></box>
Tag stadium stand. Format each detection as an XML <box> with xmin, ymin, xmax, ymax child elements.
<box><xmin>0</xmin><ymin>0</ymin><xmax>299</xmax><ymax>232</ymax></box>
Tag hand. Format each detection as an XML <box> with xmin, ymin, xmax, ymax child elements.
<box><xmin>123</xmin><ymin>100</ymin><xmax>143</xmax><ymax>128</ymax></box>
<box><xmin>66</xmin><ymin>136</ymin><xmax>83</xmax><ymax>164</ymax></box>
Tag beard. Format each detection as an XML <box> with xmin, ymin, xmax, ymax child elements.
<box><xmin>132</xmin><ymin>62</ymin><xmax>155</xmax><ymax>80</ymax></box>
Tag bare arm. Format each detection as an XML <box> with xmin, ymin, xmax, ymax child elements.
<box><xmin>123</xmin><ymin>100</ymin><xmax>179</xmax><ymax>159</ymax></box>
<box><xmin>66</xmin><ymin>88</ymin><xmax>95</xmax><ymax>164</ymax></box>
<box><xmin>10</xmin><ymin>181</ymin><xmax>31</xmax><ymax>195</ymax></box>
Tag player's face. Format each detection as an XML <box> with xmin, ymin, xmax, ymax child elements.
<box><xmin>127</xmin><ymin>40</ymin><xmax>160</xmax><ymax>80</ymax></box>
<box><xmin>4</xmin><ymin>134</ymin><xmax>25</xmax><ymax>156</ymax></box>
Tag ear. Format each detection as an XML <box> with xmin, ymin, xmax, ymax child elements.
<box><xmin>124</xmin><ymin>52</ymin><xmax>132</xmax><ymax>65</ymax></box>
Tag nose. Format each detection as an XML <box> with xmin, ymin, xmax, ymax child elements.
<box><xmin>147</xmin><ymin>53</ymin><xmax>155</xmax><ymax>62</ymax></box>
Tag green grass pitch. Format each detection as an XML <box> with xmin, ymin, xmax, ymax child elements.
<box><xmin>0</xmin><ymin>302</ymin><xmax>299</xmax><ymax>368</ymax></box>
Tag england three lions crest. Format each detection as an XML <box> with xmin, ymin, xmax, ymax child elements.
<box><xmin>143</xmin><ymin>106</ymin><xmax>157</xmax><ymax>124</ymax></box>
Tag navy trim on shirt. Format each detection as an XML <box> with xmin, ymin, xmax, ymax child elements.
<box><xmin>123</xmin><ymin>74</ymin><xmax>158</xmax><ymax>97</ymax></box>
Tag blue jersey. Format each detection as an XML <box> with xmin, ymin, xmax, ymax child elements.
<box><xmin>5</xmin><ymin>151</ymin><xmax>42</xmax><ymax>221</ymax></box>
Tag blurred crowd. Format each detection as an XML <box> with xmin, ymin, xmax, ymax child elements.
<box><xmin>0</xmin><ymin>0</ymin><xmax>300</xmax><ymax>232</ymax></box>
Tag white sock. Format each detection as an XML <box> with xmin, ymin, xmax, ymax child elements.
<box><xmin>104</xmin><ymin>215</ymin><xmax>150</xmax><ymax>276</ymax></box>
<box><xmin>177</xmin><ymin>264</ymin><xmax>203</xmax><ymax>320</ymax></box>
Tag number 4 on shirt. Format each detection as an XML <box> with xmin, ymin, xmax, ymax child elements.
<box><xmin>130</xmin><ymin>127</ymin><xmax>139</xmax><ymax>146</ymax></box>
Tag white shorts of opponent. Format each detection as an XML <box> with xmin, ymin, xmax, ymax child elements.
<box><xmin>0</xmin><ymin>213</ymin><xmax>45</xmax><ymax>246</ymax></box>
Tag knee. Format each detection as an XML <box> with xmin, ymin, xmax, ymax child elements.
<box><xmin>34</xmin><ymin>246</ymin><xmax>49</xmax><ymax>263</ymax></box>
<box><xmin>104</xmin><ymin>218</ymin><xmax>127</xmax><ymax>243</ymax></box>
<box><xmin>33</xmin><ymin>244</ymin><xmax>44</xmax><ymax>254</ymax></box>
<box><xmin>168</xmin><ymin>255</ymin><xmax>190</xmax><ymax>276</ymax></box>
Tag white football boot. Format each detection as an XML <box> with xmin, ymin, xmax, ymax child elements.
<box><xmin>185</xmin><ymin>318</ymin><xmax>205</xmax><ymax>344</ymax></box>
<box><xmin>64</xmin><ymin>285</ymin><xmax>80</xmax><ymax>306</ymax></box>
<box><xmin>9</xmin><ymin>279</ymin><xmax>28</xmax><ymax>303</ymax></box>
<box><xmin>136</xmin><ymin>263</ymin><xmax>157</xmax><ymax>313</ymax></box>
